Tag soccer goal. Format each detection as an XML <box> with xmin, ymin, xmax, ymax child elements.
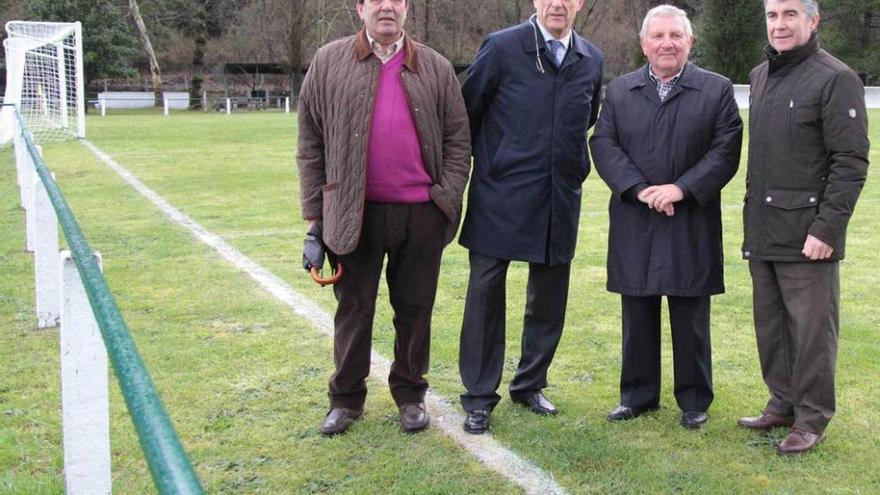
<box><xmin>1</xmin><ymin>21</ymin><xmax>85</xmax><ymax>145</ymax></box>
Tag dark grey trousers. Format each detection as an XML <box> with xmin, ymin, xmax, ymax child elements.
<box><xmin>749</xmin><ymin>260</ymin><xmax>840</xmax><ymax>434</ymax></box>
<box><xmin>459</xmin><ymin>251</ymin><xmax>571</xmax><ymax>412</ymax></box>
<box><xmin>619</xmin><ymin>295</ymin><xmax>714</xmax><ymax>413</ymax></box>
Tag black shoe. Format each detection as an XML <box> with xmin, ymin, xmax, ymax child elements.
<box><xmin>606</xmin><ymin>404</ymin><xmax>658</xmax><ymax>422</ymax></box>
<box><xmin>681</xmin><ymin>411</ymin><xmax>708</xmax><ymax>429</ymax></box>
<box><xmin>464</xmin><ymin>409</ymin><xmax>491</xmax><ymax>434</ymax></box>
<box><xmin>510</xmin><ymin>391</ymin><xmax>558</xmax><ymax>415</ymax></box>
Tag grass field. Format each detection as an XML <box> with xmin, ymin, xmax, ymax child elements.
<box><xmin>1</xmin><ymin>108</ymin><xmax>878</xmax><ymax>494</ymax></box>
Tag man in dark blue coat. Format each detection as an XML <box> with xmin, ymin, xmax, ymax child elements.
<box><xmin>458</xmin><ymin>0</ymin><xmax>603</xmax><ymax>434</ymax></box>
<box><xmin>589</xmin><ymin>5</ymin><xmax>742</xmax><ymax>430</ymax></box>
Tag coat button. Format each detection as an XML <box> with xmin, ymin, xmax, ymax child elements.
<box><xmin>744</xmin><ymin>251</ymin><xmax>751</xmax><ymax>257</ymax></box>
<box><xmin>765</xmin><ymin>196</ymin><xmax>772</xmax><ymax>203</ymax></box>
<box><xmin>809</xmin><ymin>197</ymin><xmax>816</xmax><ymax>203</ymax></box>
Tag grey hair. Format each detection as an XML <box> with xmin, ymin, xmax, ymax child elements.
<box><xmin>763</xmin><ymin>0</ymin><xmax>819</xmax><ymax>18</ymax></box>
<box><xmin>639</xmin><ymin>5</ymin><xmax>693</xmax><ymax>39</ymax></box>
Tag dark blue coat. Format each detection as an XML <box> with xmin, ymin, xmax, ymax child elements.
<box><xmin>458</xmin><ymin>20</ymin><xmax>604</xmax><ymax>265</ymax></box>
<box><xmin>589</xmin><ymin>64</ymin><xmax>743</xmax><ymax>296</ymax></box>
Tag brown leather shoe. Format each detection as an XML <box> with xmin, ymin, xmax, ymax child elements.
<box><xmin>400</xmin><ymin>402</ymin><xmax>429</xmax><ymax>433</ymax></box>
<box><xmin>777</xmin><ymin>428</ymin><xmax>825</xmax><ymax>455</ymax></box>
<box><xmin>737</xmin><ymin>412</ymin><xmax>794</xmax><ymax>431</ymax></box>
<box><xmin>319</xmin><ymin>407</ymin><xmax>363</xmax><ymax>436</ymax></box>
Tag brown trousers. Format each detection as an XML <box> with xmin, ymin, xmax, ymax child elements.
<box><xmin>749</xmin><ymin>260</ymin><xmax>840</xmax><ymax>434</ymax></box>
<box><xmin>328</xmin><ymin>202</ymin><xmax>447</xmax><ymax>410</ymax></box>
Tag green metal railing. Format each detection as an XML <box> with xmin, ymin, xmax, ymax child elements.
<box><xmin>10</xmin><ymin>107</ymin><xmax>205</xmax><ymax>495</ymax></box>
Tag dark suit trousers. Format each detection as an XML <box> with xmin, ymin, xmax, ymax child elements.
<box><xmin>459</xmin><ymin>251</ymin><xmax>570</xmax><ymax>412</ymax></box>
<box><xmin>619</xmin><ymin>295</ymin><xmax>714</xmax><ymax>413</ymax></box>
<box><xmin>328</xmin><ymin>202</ymin><xmax>446</xmax><ymax>410</ymax></box>
<box><xmin>749</xmin><ymin>260</ymin><xmax>839</xmax><ymax>434</ymax></box>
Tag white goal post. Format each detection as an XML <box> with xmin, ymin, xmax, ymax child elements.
<box><xmin>1</xmin><ymin>21</ymin><xmax>85</xmax><ymax>145</ymax></box>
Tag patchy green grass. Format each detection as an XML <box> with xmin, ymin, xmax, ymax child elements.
<box><xmin>2</xmin><ymin>109</ymin><xmax>878</xmax><ymax>494</ymax></box>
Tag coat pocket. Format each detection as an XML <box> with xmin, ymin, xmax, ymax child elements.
<box><xmin>763</xmin><ymin>189</ymin><xmax>820</xmax><ymax>250</ymax></box>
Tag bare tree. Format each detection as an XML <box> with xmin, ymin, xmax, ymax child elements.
<box><xmin>128</xmin><ymin>0</ymin><xmax>163</xmax><ymax>106</ymax></box>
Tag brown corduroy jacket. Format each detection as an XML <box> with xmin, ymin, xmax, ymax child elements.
<box><xmin>297</xmin><ymin>30</ymin><xmax>471</xmax><ymax>255</ymax></box>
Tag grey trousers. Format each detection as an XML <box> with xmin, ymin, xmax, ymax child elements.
<box><xmin>749</xmin><ymin>260</ymin><xmax>840</xmax><ymax>434</ymax></box>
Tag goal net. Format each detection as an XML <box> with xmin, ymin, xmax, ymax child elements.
<box><xmin>1</xmin><ymin>21</ymin><xmax>85</xmax><ymax>146</ymax></box>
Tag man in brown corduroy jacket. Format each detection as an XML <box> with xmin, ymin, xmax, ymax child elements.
<box><xmin>296</xmin><ymin>0</ymin><xmax>470</xmax><ymax>437</ymax></box>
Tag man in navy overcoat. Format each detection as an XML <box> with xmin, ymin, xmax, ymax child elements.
<box><xmin>458</xmin><ymin>0</ymin><xmax>603</xmax><ymax>434</ymax></box>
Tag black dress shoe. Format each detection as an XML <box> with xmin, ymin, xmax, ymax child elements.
<box><xmin>510</xmin><ymin>391</ymin><xmax>558</xmax><ymax>415</ymax></box>
<box><xmin>681</xmin><ymin>411</ymin><xmax>708</xmax><ymax>429</ymax></box>
<box><xmin>463</xmin><ymin>409</ymin><xmax>490</xmax><ymax>434</ymax></box>
<box><xmin>319</xmin><ymin>407</ymin><xmax>363</xmax><ymax>436</ymax></box>
<box><xmin>606</xmin><ymin>404</ymin><xmax>658</xmax><ymax>422</ymax></box>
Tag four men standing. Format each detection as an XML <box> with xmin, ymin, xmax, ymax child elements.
<box><xmin>297</xmin><ymin>0</ymin><xmax>869</xmax><ymax>455</ymax></box>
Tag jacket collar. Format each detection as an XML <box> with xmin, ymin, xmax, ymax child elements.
<box><xmin>627</xmin><ymin>62</ymin><xmax>705</xmax><ymax>105</ymax></box>
<box><xmin>765</xmin><ymin>33</ymin><xmax>819</xmax><ymax>74</ymax></box>
<box><xmin>628</xmin><ymin>62</ymin><xmax>703</xmax><ymax>91</ymax></box>
<box><xmin>354</xmin><ymin>28</ymin><xmax>419</xmax><ymax>72</ymax></box>
<box><xmin>520</xmin><ymin>19</ymin><xmax>593</xmax><ymax>60</ymax></box>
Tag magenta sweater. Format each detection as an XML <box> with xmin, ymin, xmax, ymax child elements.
<box><xmin>365</xmin><ymin>50</ymin><xmax>431</xmax><ymax>203</ymax></box>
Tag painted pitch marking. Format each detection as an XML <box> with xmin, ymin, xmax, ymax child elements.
<box><xmin>82</xmin><ymin>139</ymin><xmax>568</xmax><ymax>495</ymax></box>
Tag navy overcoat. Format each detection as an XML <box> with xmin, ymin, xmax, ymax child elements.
<box><xmin>459</xmin><ymin>20</ymin><xmax>604</xmax><ymax>265</ymax></box>
<box><xmin>589</xmin><ymin>63</ymin><xmax>743</xmax><ymax>297</ymax></box>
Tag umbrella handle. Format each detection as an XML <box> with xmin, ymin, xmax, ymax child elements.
<box><xmin>310</xmin><ymin>263</ymin><xmax>344</xmax><ymax>286</ymax></box>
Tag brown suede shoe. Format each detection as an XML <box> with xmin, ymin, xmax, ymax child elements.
<box><xmin>319</xmin><ymin>407</ymin><xmax>363</xmax><ymax>436</ymax></box>
<box><xmin>778</xmin><ymin>428</ymin><xmax>825</xmax><ymax>455</ymax></box>
<box><xmin>400</xmin><ymin>402</ymin><xmax>429</xmax><ymax>433</ymax></box>
<box><xmin>737</xmin><ymin>412</ymin><xmax>794</xmax><ymax>431</ymax></box>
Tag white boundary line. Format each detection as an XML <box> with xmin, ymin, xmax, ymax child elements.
<box><xmin>81</xmin><ymin>140</ymin><xmax>568</xmax><ymax>495</ymax></box>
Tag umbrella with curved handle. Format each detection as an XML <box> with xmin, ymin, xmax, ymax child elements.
<box><xmin>310</xmin><ymin>262</ymin><xmax>344</xmax><ymax>286</ymax></box>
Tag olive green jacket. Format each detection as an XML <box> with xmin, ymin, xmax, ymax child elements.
<box><xmin>743</xmin><ymin>37</ymin><xmax>869</xmax><ymax>262</ymax></box>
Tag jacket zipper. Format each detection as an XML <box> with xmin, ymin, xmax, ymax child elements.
<box><xmin>788</xmin><ymin>99</ymin><xmax>794</xmax><ymax>146</ymax></box>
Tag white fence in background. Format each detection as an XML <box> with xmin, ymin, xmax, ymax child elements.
<box><xmin>93</xmin><ymin>92</ymin><xmax>293</xmax><ymax>116</ymax></box>
<box><xmin>733</xmin><ymin>85</ymin><xmax>880</xmax><ymax>109</ymax></box>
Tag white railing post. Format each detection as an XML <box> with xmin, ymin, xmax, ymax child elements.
<box><xmin>163</xmin><ymin>93</ymin><xmax>169</xmax><ymax>116</ymax></box>
<box><xmin>100</xmin><ymin>98</ymin><xmax>106</xmax><ymax>117</ymax></box>
<box><xmin>285</xmin><ymin>96</ymin><xmax>290</xmax><ymax>114</ymax></box>
<box><xmin>60</xmin><ymin>250</ymin><xmax>111</xmax><ymax>495</ymax></box>
<box><xmin>23</xmin><ymin>143</ymin><xmax>39</xmax><ymax>253</ymax></box>
<box><xmin>13</xmin><ymin>129</ymin><xmax>27</xmax><ymax>192</ymax></box>
<box><xmin>226</xmin><ymin>97</ymin><xmax>231</xmax><ymax>115</ymax></box>
<box><xmin>33</xmin><ymin>172</ymin><xmax>60</xmax><ymax>328</ymax></box>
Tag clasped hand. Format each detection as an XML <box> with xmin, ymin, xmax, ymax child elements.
<box><xmin>638</xmin><ymin>184</ymin><xmax>684</xmax><ymax>216</ymax></box>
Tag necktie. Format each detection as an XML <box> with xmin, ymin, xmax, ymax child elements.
<box><xmin>547</xmin><ymin>39</ymin><xmax>565</xmax><ymax>67</ymax></box>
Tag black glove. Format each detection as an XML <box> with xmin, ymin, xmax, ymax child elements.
<box><xmin>302</xmin><ymin>221</ymin><xmax>325</xmax><ymax>272</ymax></box>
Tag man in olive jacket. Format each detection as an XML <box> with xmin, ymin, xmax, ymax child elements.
<box><xmin>738</xmin><ymin>0</ymin><xmax>869</xmax><ymax>455</ymax></box>
<box><xmin>590</xmin><ymin>5</ymin><xmax>742</xmax><ymax>430</ymax></box>
<box><xmin>297</xmin><ymin>0</ymin><xmax>470</xmax><ymax>436</ymax></box>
